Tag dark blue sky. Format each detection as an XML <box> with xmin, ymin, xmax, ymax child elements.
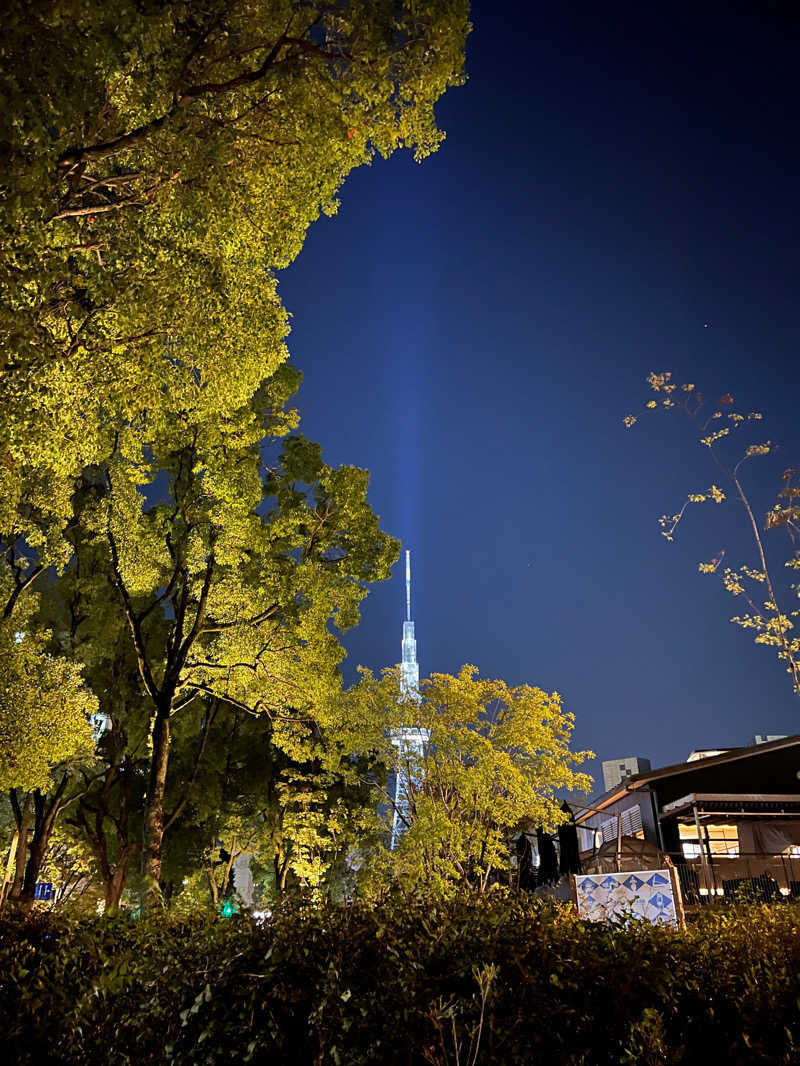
<box><xmin>279</xmin><ymin>2</ymin><xmax>800</xmax><ymax>790</ymax></box>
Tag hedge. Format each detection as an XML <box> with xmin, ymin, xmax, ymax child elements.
<box><xmin>1</xmin><ymin>894</ymin><xmax>799</xmax><ymax>1065</ymax></box>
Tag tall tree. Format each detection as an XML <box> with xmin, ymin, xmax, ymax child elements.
<box><xmin>95</xmin><ymin>389</ymin><xmax>397</xmax><ymax>904</ymax></box>
<box><xmin>36</xmin><ymin>475</ymin><xmax>152</xmax><ymax>911</ymax></box>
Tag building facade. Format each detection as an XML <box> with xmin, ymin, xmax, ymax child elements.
<box><xmin>575</xmin><ymin>735</ymin><xmax>800</xmax><ymax>899</ymax></box>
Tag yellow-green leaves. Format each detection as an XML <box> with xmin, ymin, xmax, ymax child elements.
<box><xmin>0</xmin><ymin>0</ymin><xmax>469</xmax><ymax>568</ymax></box>
<box><xmin>351</xmin><ymin>666</ymin><xmax>592</xmax><ymax>895</ymax></box>
<box><xmin>0</xmin><ymin>618</ymin><xmax>95</xmax><ymax>792</ymax></box>
<box><xmin>629</xmin><ymin>372</ymin><xmax>800</xmax><ymax>694</ymax></box>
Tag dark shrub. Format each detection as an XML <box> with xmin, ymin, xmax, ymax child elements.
<box><xmin>1</xmin><ymin>894</ymin><xmax>798</xmax><ymax>1064</ymax></box>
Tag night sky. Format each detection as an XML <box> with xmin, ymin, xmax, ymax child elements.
<box><xmin>278</xmin><ymin>2</ymin><xmax>800</xmax><ymax>792</ymax></box>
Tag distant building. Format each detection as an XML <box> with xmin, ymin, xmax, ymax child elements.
<box><xmin>602</xmin><ymin>756</ymin><xmax>651</xmax><ymax>793</ymax></box>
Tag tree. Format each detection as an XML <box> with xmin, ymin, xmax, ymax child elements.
<box><xmin>30</xmin><ymin>376</ymin><xmax>396</xmax><ymax>909</ymax></box>
<box><xmin>0</xmin><ymin>593</ymin><xmax>97</xmax><ymax>908</ymax></box>
<box><xmin>347</xmin><ymin>667</ymin><xmax>592</xmax><ymax>895</ymax></box>
<box><xmin>0</xmin><ymin>0</ymin><xmax>470</xmax><ymax>568</ymax></box>
<box><xmin>264</xmin><ymin>719</ymin><xmax>382</xmax><ymax>897</ymax></box>
<box><xmin>163</xmin><ymin>704</ymin><xmax>379</xmax><ymax>906</ymax></box>
<box><xmin>0</xmin><ymin>0</ymin><xmax>469</xmax><ymax>908</ymax></box>
<box><xmin>625</xmin><ymin>372</ymin><xmax>800</xmax><ymax>695</ymax></box>
<box><xmin>35</xmin><ymin>480</ymin><xmax>152</xmax><ymax>912</ymax></box>
<box><xmin>96</xmin><ymin>399</ymin><xmax>396</xmax><ymax>905</ymax></box>
<box><xmin>37</xmin><ymin>822</ymin><xmax>99</xmax><ymax>913</ymax></box>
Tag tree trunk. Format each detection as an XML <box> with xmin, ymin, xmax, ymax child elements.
<box><xmin>9</xmin><ymin>793</ymin><xmax>31</xmax><ymax>900</ymax></box>
<box><xmin>206</xmin><ymin>865</ymin><xmax>219</xmax><ymax>906</ymax></box>
<box><xmin>141</xmin><ymin>706</ymin><xmax>171</xmax><ymax>908</ymax></box>
<box><xmin>20</xmin><ymin>831</ymin><xmax>49</xmax><ymax>906</ymax></box>
<box><xmin>19</xmin><ymin>784</ymin><xmax>69</xmax><ymax>907</ymax></box>
<box><xmin>220</xmin><ymin>836</ymin><xmax>238</xmax><ymax>899</ymax></box>
<box><xmin>104</xmin><ymin>847</ymin><xmax>133</xmax><ymax>913</ymax></box>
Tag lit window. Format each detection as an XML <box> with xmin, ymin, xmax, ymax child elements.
<box><xmin>679</xmin><ymin>823</ymin><xmax>739</xmax><ymax>858</ymax></box>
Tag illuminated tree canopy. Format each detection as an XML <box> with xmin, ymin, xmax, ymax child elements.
<box><xmin>0</xmin><ymin>0</ymin><xmax>470</xmax><ymax>565</ymax></box>
<box><xmin>0</xmin><ymin>0</ymin><xmax>470</xmax><ymax>909</ymax></box>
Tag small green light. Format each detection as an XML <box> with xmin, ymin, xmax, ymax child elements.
<box><xmin>221</xmin><ymin>900</ymin><xmax>236</xmax><ymax>918</ymax></box>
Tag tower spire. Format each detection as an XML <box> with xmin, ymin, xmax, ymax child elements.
<box><xmin>405</xmin><ymin>549</ymin><xmax>412</xmax><ymax>622</ymax></box>
<box><xmin>400</xmin><ymin>549</ymin><xmax>418</xmax><ymax>699</ymax></box>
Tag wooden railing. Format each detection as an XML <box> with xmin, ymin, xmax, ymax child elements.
<box><xmin>668</xmin><ymin>852</ymin><xmax>800</xmax><ymax>904</ymax></box>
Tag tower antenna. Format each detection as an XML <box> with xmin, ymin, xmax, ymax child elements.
<box><xmin>405</xmin><ymin>549</ymin><xmax>412</xmax><ymax>622</ymax></box>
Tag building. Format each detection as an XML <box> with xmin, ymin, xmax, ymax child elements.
<box><xmin>602</xmin><ymin>756</ymin><xmax>651</xmax><ymax>792</ymax></box>
<box><xmin>575</xmin><ymin>735</ymin><xmax>800</xmax><ymax>899</ymax></box>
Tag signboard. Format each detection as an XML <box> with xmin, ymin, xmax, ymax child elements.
<box><xmin>571</xmin><ymin>868</ymin><xmax>684</xmax><ymax>928</ymax></box>
<box><xmin>34</xmin><ymin>882</ymin><xmax>54</xmax><ymax>901</ymax></box>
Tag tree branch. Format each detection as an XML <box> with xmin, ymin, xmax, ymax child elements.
<box><xmin>175</xmin><ymin>551</ymin><xmax>216</xmax><ymax>671</ymax></box>
<box><xmin>8</xmin><ymin>789</ymin><xmax>23</xmax><ymax>830</ymax></box>
<box><xmin>106</xmin><ymin>524</ymin><xmax>160</xmax><ymax>701</ymax></box>
<box><xmin>199</xmin><ymin>602</ymin><xmax>279</xmax><ymax>634</ymax></box>
<box><xmin>56</xmin><ymin>29</ymin><xmax>296</xmax><ymax>175</ymax></box>
<box><xmin>3</xmin><ymin>557</ymin><xmax>44</xmax><ymax>619</ymax></box>
<box><xmin>163</xmin><ymin>700</ymin><xmax>219</xmax><ymax>833</ymax></box>
<box><xmin>49</xmin><ymin>199</ymin><xmax>146</xmax><ymax>222</ymax></box>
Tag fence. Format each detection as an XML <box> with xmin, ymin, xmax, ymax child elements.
<box><xmin>667</xmin><ymin>851</ymin><xmax>800</xmax><ymax>905</ymax></box>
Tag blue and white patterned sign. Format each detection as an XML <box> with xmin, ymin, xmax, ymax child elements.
<box><xmin>573</xmin><ymin>869</ymin><xmax>680</xmax><ymax>927</ymax></box>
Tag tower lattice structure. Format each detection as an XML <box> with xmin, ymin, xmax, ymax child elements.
<box><xmin>390</xmin><ymin>550</ymin><xmax>428</xmax><ymax>847</ymax></box>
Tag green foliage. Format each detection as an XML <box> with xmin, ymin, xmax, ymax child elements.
<box><xmin>2</xmin><ymin>897</ymin><xmax>800</xmax><ymax>1064</ymax></box>
<box><xmin>0</xmin><ymin>0</ymin><xmax>470</xmax><ymax>560</ymax></box>
<box><xmin>161</xmin><ymin>705</ymin><xmax>379</xmax><ymax>904</ymax></box>
<box><xmin>345</xmin><ymin>666</ymin><xmax>592</xmax><ymax>894</ymax></box>
<box><xmin>37</xmin><ymin>822</ymin><xmax>101</xmax><ymax>913</ymax></box>
<box><xmin>0</xmin><ymin>0</ymin><xmax>470</xmax><ymax>910</ymax></box>
<box><xmin>0</xmin><ymin>613</ymin><xmax>95</xmax><ymax>792</ymax></box>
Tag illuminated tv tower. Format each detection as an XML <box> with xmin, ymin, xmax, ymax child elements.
<box><xmin>399</xmin><ymin>549</ymin><xmax>419</xmax><ymax>700</ymax></box>
<box><xmin>391</xmin><ymin>549</ymin><xmax>427</xmax><ymax>847</ymax></box>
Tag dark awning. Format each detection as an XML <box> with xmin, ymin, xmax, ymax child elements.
<box><xmin>660</xmin><ymin>793</ymin><xmax>800</xmax><ymax>819</ymax></box>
